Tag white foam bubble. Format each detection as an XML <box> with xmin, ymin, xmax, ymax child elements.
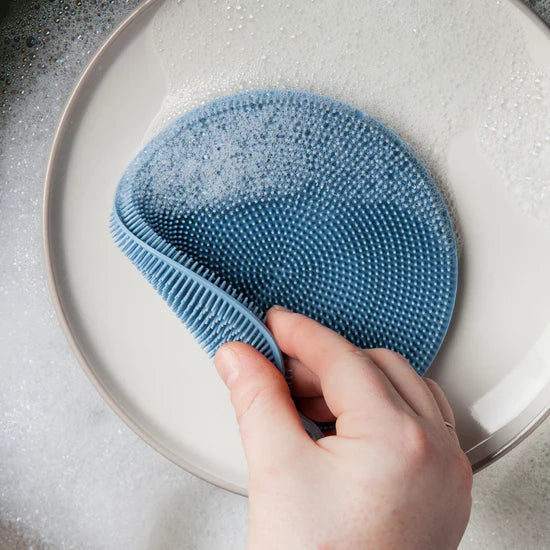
<box><xmin>479</xmin><ymin>65</ymin><xmax>550</xmax><ymax>224</ymax></box>
<box><xmin>139</xmin><ymin>99</ymin><xmax>308</xmax><ymax>210</ymax></box>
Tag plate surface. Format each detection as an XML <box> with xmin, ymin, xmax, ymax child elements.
<box><xmin>44</xmin><ymin>0</ymin><xmax>550</xmax><ymax>494</ymax></box>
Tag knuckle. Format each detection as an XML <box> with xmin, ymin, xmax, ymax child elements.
<box><xmin>423</xmin><ymin>377</ymin><xmax>441</xmax><ymax>391</ymax></box>
<box><xmin>344</xmin><ymin>346</ymin><xmax>369</xmax><ymax>363</ymax></box>
<box><xmin>392</xmin><ymin>350</ymin><xmax>409</xmax><ymax>363</ymax></box>
<box><xmin>368</xmin><ymin>349</ymin><xmax>416</xmax><ymax>373</ymax></box>
<box><xmin>371</xmin><ymin>348</ymin><xmax>406</xmax><ymax>363</ymax></box>
<box><xmin>232</xmin><ymin>378</ymin><xmax>285</xmax><ymax>426</ymax></box>
<box><xmin>287</xmin><ymin>314</ymin><xmax>313</xmax><ymax>348</ymax></box>
<box><xmin>379</xmin><ymin>348</ymin><xmax>401</xmax><ymax>362</ymax></box>
<box><xmin>401</xmin><ymin>418</ymin><xmax>434</xmax><ymax>464</ymax></box>
<box><xmin>233</xmin><ymin>384</ymin><xmax>270</xmax><ymax>424</ymax></box>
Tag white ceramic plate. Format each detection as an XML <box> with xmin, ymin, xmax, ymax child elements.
<box><xmin>44</xmin><ymin>0</ymin><xmax>550</xmax><ymax>494</ymax></box>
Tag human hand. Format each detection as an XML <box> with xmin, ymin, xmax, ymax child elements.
<box><xmin>214</xmin><ymin>306</ymin><xmax>472</xmax><ymax>550</ymax></box>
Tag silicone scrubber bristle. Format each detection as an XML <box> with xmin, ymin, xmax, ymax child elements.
<box><xmin>111</xmin><ymin>89</ymin><xmax>457</xmax><ymax>387</ymax></box>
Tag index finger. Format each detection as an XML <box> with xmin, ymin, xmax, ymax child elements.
<box><xmin>265</xmin><ymin>307</ymin><xmax>411</xmax><ymax>428</ymax></box>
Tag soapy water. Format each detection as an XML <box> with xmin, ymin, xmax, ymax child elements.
<box><xmin>479</xmin><ymin>65</ymin><xmax>550</xmax><ymax>224</ymax></box>
<box><xmin>0</xmin><ymin>3</ymin><xmax>246</xmax><ymax>550</ymax></box>
<box><xmin>523</xmin><ymin>0</ymin><xmax>550</xmax><ymax>21</ymax></box>
<box><xmin>0</xmin><ymin>1</ymin><xmax>549</xmax><ymax>549</ymax></box>
<box><xmin>148</xmin><ymin>0</ymin><xmax>550</xmax><ymax>236</ymax></box>
<box><xmin>137</xmin><ymin>100</ymin><xmax>311</xmax><ymax>211</ymax></box>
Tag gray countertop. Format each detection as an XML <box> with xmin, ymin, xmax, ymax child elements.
<box><xmin>1</xmin><ymin>2</ymin><xmax>549</xmax><ymax>548</ymax></box>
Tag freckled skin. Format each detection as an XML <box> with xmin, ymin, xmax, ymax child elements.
<box><xmin>216</xmin><ymin>308</ymin><xmax>472</xmax><ymax>550</ymax></box>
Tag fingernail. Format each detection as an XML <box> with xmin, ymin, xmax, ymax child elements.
<box><xmin>271</xmin><ymin>304</ymin><xmax>290</xmax><ymax>312</ymax></box>
<box><xmin>216</xmin><ymin>346</ymin><xmax>241</xmax><ymax>388</ymax></box>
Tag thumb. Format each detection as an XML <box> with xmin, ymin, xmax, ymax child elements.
<box><xmin>215</xmin><ymin>342</ymin><xmax>311</xmax><ymax>470</ymax></box>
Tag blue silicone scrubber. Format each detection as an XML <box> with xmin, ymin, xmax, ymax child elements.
<box><xmin>111</xmin><ymin>89</ymin><xmax>457</xmax><ymax>382</ymax></box>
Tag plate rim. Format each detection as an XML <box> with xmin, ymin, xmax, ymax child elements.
<box><xmin>41</xmin><ymin>0</ymin><xmax>550</xmax><ymax>494</ymax></box>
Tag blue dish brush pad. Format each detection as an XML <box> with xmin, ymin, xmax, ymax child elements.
<box><xmin>112</xmin><ymin>89</ymin><xmax>457</xmax><ymax>377</ymax></box>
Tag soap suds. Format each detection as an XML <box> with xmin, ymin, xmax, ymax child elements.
<box><xmin>479</xmin><ymin>64</ymin><xmax>550</xmax><ymax>225</ymax></box>
<box><xmin>147</xmin><ymin>0</ymin><xmax>550</xmax><ymax>239</ymax></box>
<box><xmin>0</xmin><ymin>3</ymin><xmax>247</xmax><ymax>550</ymax></box>
<box><xmin>138</xmin><ymin>100</ymin><xmax>310</xmax><ymax>210</ymax></box>
<box><xmin>1</xmin><ymin>1</ymin><xmax>550</xmax><ymax>548</ymax></box>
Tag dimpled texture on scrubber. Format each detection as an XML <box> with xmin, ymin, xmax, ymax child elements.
<box><xmin>113</xmin><ymin>89</ymin><xmax>457</xmax><ymax>375</ymax></box>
